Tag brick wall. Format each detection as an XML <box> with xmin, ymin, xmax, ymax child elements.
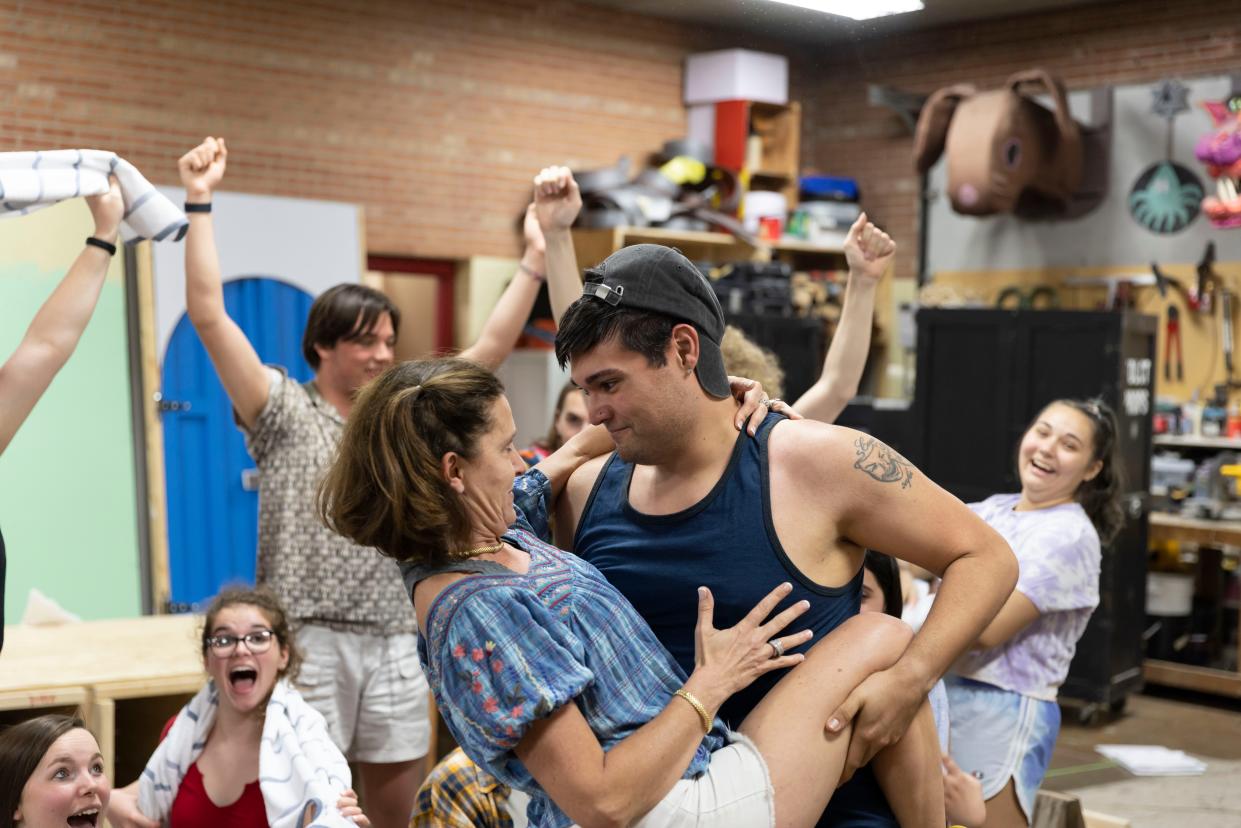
<box><xmin>0</xmin><ymin>0</ymin><xmax>754</xmax><ymax>260</ymax></box>
<box><xmin>796</xmin><ymin>0</ymin><xmax>1241</xmax><ymax>280</ymax></box>
<box><xmin>7</xmin><ymin>0</ymin><xmax>1237</xmax><ymax>271</ymax></box>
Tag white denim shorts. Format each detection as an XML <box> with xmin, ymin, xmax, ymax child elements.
<box><xmin>295</xmin><ymin>624</ymin><xmax>431</xmax><ymax>763</ymax></box>
<box><xmin>629</xmin><ymin>730</ymin><xmax>775</xmax><ymax>828</ymax></box>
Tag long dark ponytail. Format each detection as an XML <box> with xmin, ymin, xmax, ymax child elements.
<box><xmin>1038</xmin><ymin>397</ymin><xmax>1125</xmax><ymax>544</ymax></box>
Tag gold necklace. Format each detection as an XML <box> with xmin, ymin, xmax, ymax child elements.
<box><xmin>459</xmin><ymin>541</ymin><xmax>504</xmax><ymax>558</ymax></box>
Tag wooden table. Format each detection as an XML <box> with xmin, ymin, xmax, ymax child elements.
<box><xmin>1145</xmin><ymin>513</ymin><xmax>1241</xmax><ymax>697</ymax></box>
<box><xmin>0</xmin><ymin>614</ymin><xmax>205</xmax><ymax>779</ymax></box>
<box><xmin>1147</xmin><ymin>511</ymin><xmax>1241</xmax><ymax>547</ymax></box>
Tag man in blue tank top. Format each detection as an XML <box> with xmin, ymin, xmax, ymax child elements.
<box><xmin>535</xmin><ymin>170</ymin><xmax>1018</xmax><ymax>826</ymax></box>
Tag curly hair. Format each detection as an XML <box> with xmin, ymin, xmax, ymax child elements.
<box><xmin>720</xmin><ymin>325</ymin><xmax>784</xmax><ymax>399</ymax></box>
<box><xmin>318</xmin><ymin>358</ymin><xmax>505</xmax><ymax>565</ymax></box>
<box><xmin>201</xmin><ymin>585</ymin><xmax>303</xmax><ymax>684</ymax></box>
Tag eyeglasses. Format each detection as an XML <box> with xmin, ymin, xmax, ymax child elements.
<box><xmin>204</xmin><ymin>629</ymin><xmax>276</xmax><ymax>656</ymax></box>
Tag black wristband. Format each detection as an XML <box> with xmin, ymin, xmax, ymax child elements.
<box><xmin>85</xmin><ymin>236</ymin><xmax>117</xmax><ymax>256</ymax></box>
<box><xmin>184</xmin><ymin>202</ymin><xmax>212</xmax><ymax>213</ymax></box>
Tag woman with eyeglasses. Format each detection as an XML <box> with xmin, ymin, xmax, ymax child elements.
<box><xmin>105</xmin><ymin>587</ymin><xmax>370</xmax><ymax>828</ymax></box>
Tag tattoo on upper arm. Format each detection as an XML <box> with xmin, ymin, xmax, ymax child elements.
<box><xmin>853</xmin><ymin>436</ymin><xmax>914</xmax><ymax>489</ymax></box>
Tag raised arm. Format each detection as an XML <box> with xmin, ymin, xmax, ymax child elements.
<box><xmin>532</xmin><ymin>166</ymin><xmax>583</xmax><ymax>324</ymax></box>
<box><xmin>0</xmin><ymin>179</ymin><xmax>124</xmax><ymax>455</ymax></box>
<box><xmin>792</xmin><ymin>213</ymin><xmax>893</xmax><ymax>423</ymax></box>
<box><xmin>458</xmin><ymin>203</ymin><xmax>548</xmax><ymax>371</ymax></box>
<box><xmin>178</xmin><ymin>137</ymin><xmax>270</xmax><ymax>430</ymax></box>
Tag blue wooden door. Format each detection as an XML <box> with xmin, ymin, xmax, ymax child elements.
<box><xmin>161</xmin><ymin>277</ymin><xmax>314</xmax><ymax>610</ymax></box>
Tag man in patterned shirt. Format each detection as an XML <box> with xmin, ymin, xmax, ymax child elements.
<box><xmin>177</xmin><ymin>136</ymin><xmax>555</xmax><ymax>828</ymax></box>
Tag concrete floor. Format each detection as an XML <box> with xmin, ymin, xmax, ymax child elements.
<box><xmin>1043</xmin><ymin>688</ymin><xmax>1241</xmax><ymax>827</ymax></box>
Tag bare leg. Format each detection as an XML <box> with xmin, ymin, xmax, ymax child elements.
<box><xmin>982</xmin><ymin>779</ymin><xmax>1028</xmax><ymax>828</ymax></box>
<box><xmin>740</xmin><ymin>613</ymin><xmax>944</xmax><ymax>828</ymax></box>
<box><xmin>357</xmin><ymin>758</ymin><xmax>427</xmax><ymax>828</ymax></box>
<box><xmin>871</xmin><ymin>701</ymin><xmax>942</xmax><ymax>828</ymax></box>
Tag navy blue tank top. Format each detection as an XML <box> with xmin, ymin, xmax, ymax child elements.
<box><xmin>575</xmin><ymin>412</ymin><xmax>896</xmax><ymax>827</ymax></box>
<box><xmin>575</xmin><ymin>412</ymin><xmax>862</xmax><ymax>723</ymax></box>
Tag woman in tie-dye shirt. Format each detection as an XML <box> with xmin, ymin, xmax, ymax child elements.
<box><xmin>946</xmin><ymin>398</ymin><xmax>1123</xmax><ymax>828</ymax></box>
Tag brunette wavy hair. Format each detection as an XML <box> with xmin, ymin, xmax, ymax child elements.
<box><xmin>318</xmin><ymin>358</ymin><xmax>504</xmax><ymax>565</ymax></box>
<box><xmin>720</xmin><ymin>325</ymin><xmax>784</xmax><ymax>399</ymax></box>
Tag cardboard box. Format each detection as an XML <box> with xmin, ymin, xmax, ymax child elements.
<box><xmin>684</xmin><ymin>49</ymin><xmax>788</xmax><ymax>105</ymax></box>
<box><xmin>686</xmin><ymin>103</ymin><xmax>716</xmax><ymax>155</ymax></box>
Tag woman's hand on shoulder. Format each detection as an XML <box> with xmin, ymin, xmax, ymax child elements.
<box><xmin>686</xmin><ymin>582</ymin><xmax>812</xmax><ymax>713</ymax></box>
<box><xmin>729</xmin><ymin>376</ymin><xmax>803</xmax><ymax>436</ymax></box>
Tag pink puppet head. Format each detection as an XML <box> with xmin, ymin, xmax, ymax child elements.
<box><xmin>1196</xmin><ymin>95</ymin><xmax>1241</xmax><ymax>227</ymax></box>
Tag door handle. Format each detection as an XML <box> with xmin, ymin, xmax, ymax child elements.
<box><xmin>154</xmin><ymin>392</ymin><xmax>191</xmax><ymax>413</ymax></box>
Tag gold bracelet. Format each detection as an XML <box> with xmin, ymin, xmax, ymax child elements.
<box><xmin>673</xmin><ymin>689</ymin><xmax>712</xmax><ymax>735</ymax></box>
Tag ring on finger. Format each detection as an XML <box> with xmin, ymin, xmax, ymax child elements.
<box><xmin>764</xmin><ymin>398</ymin><xmax>784</xmax><ymax>409</ymax></box>
<box><xmin>768</xmin><ymin>639</ymin><xmax>785</xmax><ymax>658</ymax></box>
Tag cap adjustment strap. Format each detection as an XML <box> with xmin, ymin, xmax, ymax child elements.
<box><xmin>583</xmin><ymin>282</ymin><xmax>624</xmax><ymax>306</ymax></box>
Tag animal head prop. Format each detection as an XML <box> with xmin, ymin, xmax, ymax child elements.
<box><xmin>1195</xmin><ymin>95</ymin><xmax>1241</xmax><ymax>228</ymax></box>
<box><xmin>913</xmin><ymin>68</ymin><xmax>1084</xmax><ymax>217</ymax></box>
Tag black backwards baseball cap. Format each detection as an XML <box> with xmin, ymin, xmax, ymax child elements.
<box><xmin>580</xmin><ymin>244</ymin><xmax>730</xmax><ymax>399</ymax></box>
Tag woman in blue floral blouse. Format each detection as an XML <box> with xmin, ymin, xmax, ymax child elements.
<box><xmin>319</xmin><ymin>358</ymin><xmax>942</xmax><ymax>828</ymax></box>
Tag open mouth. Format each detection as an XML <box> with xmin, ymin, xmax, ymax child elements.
<box><xmin>229</xmin><ymin>666</ymin><xmax>258</xmax><ymax>692</ymax></box>
<box><xmin>67</xmin><ymin>807</ymin><xmax>99</xmax><ymax>827</ymax></box>
<box><xmin>1030</xmin><ymin>458</ymin><xmax>1055</xmax><ymax>475</ymax></box>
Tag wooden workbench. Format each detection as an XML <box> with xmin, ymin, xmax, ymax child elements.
<box><xmin>0</xmin><ymin>614</ymin><xmax>205</xmax><ymax>779</ymax></box>
<box><xmin>1145</xmin><ymin>513</ymin><xmax>1241</xmax><ymax>698</ymax></box>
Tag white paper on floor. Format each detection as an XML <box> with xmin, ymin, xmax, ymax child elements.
<box><xmin>1096</xmin><ymin>744</ymin><xmax>1208</xmax><ymax>776</ymax></box>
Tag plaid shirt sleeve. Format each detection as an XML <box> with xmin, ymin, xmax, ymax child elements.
<box><xmin>412</xmin><ymin>747</ymin><xmax>513</xmax><ymax>828</ymax></box>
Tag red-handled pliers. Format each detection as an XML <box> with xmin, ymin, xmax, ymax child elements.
<box><xmin>1165</xmin><ymin>305</ymin><xmax>1183</xmax><ymax>382</ymax></box>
